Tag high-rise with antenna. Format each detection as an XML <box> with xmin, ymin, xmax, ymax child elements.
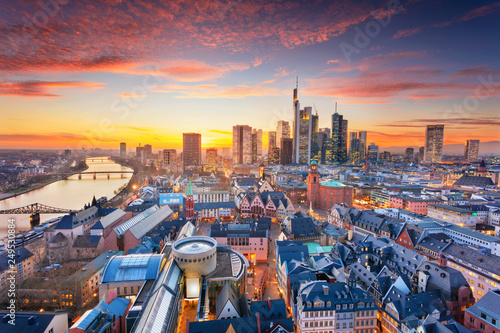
<box><xmin>292</xmin><ymin>77</ymin><xmax>312</xmax><ymax>164</ymax></box>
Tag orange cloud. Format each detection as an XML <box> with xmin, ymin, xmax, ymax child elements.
<box><xmin>0</xmin><ymin>80</ymin><xmax>105</xmax><ymax>98</ymax></box>
<box><xmin>153</xmin><ymin>83</ymin><xmax>282</xmax><ymax>99</ymax></box>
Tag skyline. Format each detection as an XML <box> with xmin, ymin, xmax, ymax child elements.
<box><xmin>1</xmin><ymin>0</ymin><xmax>499</xmax><ymax>150</ymax></box>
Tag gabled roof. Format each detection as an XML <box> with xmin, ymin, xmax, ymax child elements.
<box><xmin>98</xmin><ymin>209</ymin><xmax>126</xmax><ymax>229</ymax></box>
<box><xmin>0</xmin><ymin>247</ymin><xmax>34</xmax><ymax>273</ymax></box>
<box><xmin>216</xmin><ymin>284</ymin><xmax>241</xmax><ymax>318</ymax></box>
<box><xmin>454</xmin><ymin>175</ymin><xmax>495</xmax><ymax>187</ymax></box>
<box><xmin>72</xmin><ymin>235</ymin><xmax>102</xmax><ymax>248</ymax></box>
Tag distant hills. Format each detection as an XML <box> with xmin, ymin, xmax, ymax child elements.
<box><xmin>382</xmin><ymin>141</ymin><xmax>500</xmax><ymax>156</ymax></box>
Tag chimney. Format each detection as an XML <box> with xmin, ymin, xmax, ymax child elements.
<box><xmin>106</xmin><ymin>289</ymin><xmax>118</xmax><ymax>304</ymax></box>
<box><xmin>323</xmin><ymin>285</ymin><xmax>329</xmax><ymax>295</ymax></box>
<box><xmin>268</xmin><ymin>299</ymin><xmax>271</xmax><ymax>310</ymax></box>
<box><xmin>438</xmin><ymin>255</ymin><xmax>447</xmax><ymax>268</ymax></box>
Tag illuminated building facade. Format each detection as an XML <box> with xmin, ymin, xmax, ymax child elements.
<box><xmin>424</xmin><ymin>125</ymin><xmax>444</xmax><ymax>163</ymax></box>
<box><xmin>232</xmin><ymin>125</ymin><xmax>252</xmax><ymax>165</ymax></box>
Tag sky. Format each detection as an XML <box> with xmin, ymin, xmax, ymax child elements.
<box><xmin>0</xmin><ymin>0</ymin><xmax>499</xmax><ymax>151</ymax></box>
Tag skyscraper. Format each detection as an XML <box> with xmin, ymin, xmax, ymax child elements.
<box><xmin>183</xmin><ymin>133</ymin><xmax>201</xmax><ymax>167</ymax></box>
<box><xmin>464</xmin><ymin>140</ymin><xmax>480</xmax><ymax>162</ymax></box>
<box><xmin>418</xmin><ymin>146</ymin><xmax>425</xmax><ymax>161</ymax></box>
<box><xmin>405</xmin><ymin>147</ymin><xmax>414</xmax><ymax>162</ymax></box>
<box><xmin>321</xmin><ymin>138</ymin><xmax>333</xmax><ymax>165</ymax></box>
<box><xmin>206</xmin><ymin>148</ymin><xmax>218</xmax><ymax>170</ymax></box>
<box><xmin>331</xmin><ymin>103</ymin><xmax>348</xmax><ymax>164</ymax></box>
<box><xmin>358</xmin><ymin>131</ymin><xmax>367</xmax><ymax>162</ymax></box>
<box><xmin>276</xmin><ymin>120</ymin><xmax>291</xmax><ymax>149</ymax></box>
<box><xmin>136</xmin><ymin>145</ymin><xmax>144</xmax><ymax>159</ymax></box>
<box><xmin>367</xmin><ymin>143</ymin><xmax>379</xmax><ymax>162</ymax></box>
<box><xmin>268</xmin><ymin>131</ymin><xmax>276</xmax><ymax>151</ymax></box>
<box><xmin>311</xmin><ymin>112</ymin><xmax>320</xmax><ymax>159</ymax></box>
<box><xmin>120</xmin><ymin>142</ymin><xmax>126</xmax><ymax>158</ymax></box>
<box><xmin>269</xmin><ymin>147</ymin><xmax>280</xmax><ymax>164</ymax></box>
<box><xmin>292</xmin><ymin>81</ymin><xmax>312</xmax><ymax>164</ymax></box>
<box><xmin>349</xmin><ymin>132</ymin><xmax>361</xmax><ymax>164</ymax></box>
<box><xmin>232</xmin><ymin>125</ymin><xmax>252</xmax><ymax>165</ymax></box>
<box><xmin>424</xmin><ymin>125</ymin><xmax>444</xmax><ymax>163</ymax></box>
<box><xmin>252</xmin><ymin>128</ymin><xmax>263</xmax><ymax>163</ymax></box>
<box><xmin>144</xmin><ymin>144</ymin><xmax>152</xmax><ymax>159</ymax></box>
<box><xmin>280</xmin><ymin>138</ymin><xmax>293</xmax><ymax>165</ymax></box>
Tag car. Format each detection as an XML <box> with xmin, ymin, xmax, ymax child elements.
<box><xmin>43</xmin><ymin>263</ymin><xmax>62</xmax><ymax>272</ymax></box>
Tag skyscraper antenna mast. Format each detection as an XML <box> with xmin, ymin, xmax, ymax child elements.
<box><xmin>335</xmin><ymin>102</ymin><xmax>338</xmax><ymax>113</ymax></box>
<box><xmin>296</xmin><ymin>76</ymin><xmax>298</xmax><ymax>89</ymax></box>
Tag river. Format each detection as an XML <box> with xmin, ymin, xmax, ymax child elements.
<box><xmin>0</xmin><ymin>157</ymin><xmax>133</xmax><ymax>243</ymax></box>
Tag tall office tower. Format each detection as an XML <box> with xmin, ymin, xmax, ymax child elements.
<box><xmin>163</xmin><ymin>149</ymin><xmax>177</xmax><ymax>167</ymax></box>
<box><xmin>321</xmin><ymin>138</ymin><xmax>333</xmax><ymax>164</ymax></box>
<box><xmin>183</xmin><ymin>133</ymin><xmax>202</xmax><ymax>167</ymax></box>
<box><xmin>424</xmin><ymin>125</ymin><xmax>444</xmax><ymax>163</ymax></box>
<box><xmin>331</xmin><ymin>103</ymin><xmax>348</xmax><ymax>164</ymax></box>
<box><xmin>418</xmin><ymin>146</ymin><xmax>425</xmax><ymax>161</ymax></box>
<box><xmin>292</xmin><ymin>82</ymin><xmax>312</xmax><ymax>164</ymax></box>
<box><xmin>232</xmin><ymin>125</ymin><xmax>252</xmax><ymax>165</ymax></box>
<box><xmin>251</xmin><ymin>129</ymin><xmax>263</xmax><ymax>163</ymax></box>
<box><xmin>144</xmin><ymin>144</ymin><xmax>152</xmax><ymax>159</ymax></box>
<box><xmin>120</xmin><ymin>142</ymin><xmax>126</xmax><ymax>158</ymax></box>
<box><xmin>268</xmin><ymin>131</ymin><xmax>276</xmax><ymax>151</ymax></box>
<box><xmin>405</xmin><ymin>147</ymin><xmax>414</xmax><ymax>162</ymax></box>
<box><xmin>136</xmin><ymin>145</ymin><xmax>144</xmax><ymax>159</ymax></box>
<box><xmin>317</xmin><ymin>132</ymin><xmax>327</xmax><ymax>153</ymax></box>
<box><xmin>206</xmin><ymin>148</ymin><xmax>218</xmax><ymax>170</ymax></box>
<box><xmin>349</xmin><ymin>132</ymin><xmax>361</xmax><ymax>164</ymax></box>
<box><xmin>367</xmin><ymin>143</ymin><xmax>379</xmax><ymax>162</ymax></box>
<box><xmin>319</xmin><ymin>127</ymin><xmax>331</xmax><ymax>138</ymax></box>
<box><xmin>311</xmin><ymin>112</ymin><xmax>320</xmax><ymax>158</ymax></box>
<box><xmin>280</xmin><ymin>138</ymin><xmax>293</xmax><ymax>165</ymax></box>
<box><xmin>358</xmin><ymin>131</ymin><xmax>367</xmax><ymax>161</ymax></box>
<box><xmin>269</xmin><ymin>147</ymin><xmax>280</xmax><ymax>164</ymax></box>
<box><xmin>464</xmin><ymin>140</ymin><xmax>480</xmax><ymax>162</ymax></box>
<box><xmin>222</xmin><ymin>147</ymin><xmax>230</xmax><ymax>156</ymax></box>
<box><xmin>276</xmin><ymin>120</ymin><xmax>291</xmax><ymax>149</ymax></box>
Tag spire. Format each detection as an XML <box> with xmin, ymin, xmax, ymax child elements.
<box><xmin>335</xmin><ymin>102</ymin><xmax>338</xmax><ymax>113</ymax></box>
<box><xmin>187</xmin><ymin>177</ymin><xmax>193</xmax><ymax>196</ymax></box>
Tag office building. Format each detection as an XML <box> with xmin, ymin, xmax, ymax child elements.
<box><xmin>321</xmin><ymin>138</ymin><xmax>333</xmax><ymax>164</ymax></box>
<box><xmin>232</xmin><ymin>125</ymin><xmax>252</xmax><ymax>165</ymax></box>
<box><xmin>206</xmin><ymin>148</ymin><xmax>217</xmax><ymax>171</ymax></box>
<box><xmin>144</xmin><ymin>144</ymin><xmax>152</xmax><ymax>159</ymax></box>
<box><xmin>269</xmin><ymin>147</ymin><xmax>280</xmax><ymax>164</ymax></box>
<box><xmin>183</xmin><ymin>133</ymin><xmax>202</xmax><ymax>167</ymax></box>
<box><xmin>380</xmin><ymin>151</ymin><xmax>391</xmax><ymax>162</ymax></box>
<box><xmin>163</xmin><ymin>149</ymin><xmax>176</xmax><ymax>167</ymax></box>
<box><xmin>465</xmin><ymin>139</ymin><xmax>480</xmax><ymax>161</ymax></box>
<box><xmin>280</xmin><ymin>138</ymin><xmax>293</xmax><ymax>165</ymax></box>
<box><xmin>331</xmin><ymin>103</ymin><xmax>348</xmax><ymax>164</ymax></box>
<box><xmin>419</xmin><ymin>146</ymin><xmax>425</xmax><ymax>161</ymax></box>
<box><xmin>120</xmin><ymin>142</ymin><xmax>126</xmax><ymax>158</ymax></box>
<box><xmin>367</xmin><ymin>142</ymin><xmax>379</xmax><ymax>162</ymax></box>
<box><xmin>136</xmin><ymin>145</ymin><xmax>144</xmax><ymax>159</ymax></box>
<box><xmin>358</xmin><ymin>130</ymin><xmax>367</xmax><ymax>161</ymax></box>
<box><xmin>292</xmin><ymin>83</ymin><xmax>312</xmax><ymax>164</ymax></box>
<box><xmin>424</xmin><ymin>125</ymin><xmax>444</xmax><ymax>163</ymax></box>
<box><xmin>405</xmin><ymin>147</ymin><xmax>414</xmax><ymax>162</ymax></box>
<box><xmin>311</xmin><ymin>112</ymin><xmax>320</xmax><ymax>158</ymax></box>
<box><xmin>252</xmin><ymin>128</ymin><xmax>262</xmax><ymax>163</ymax></box>
<box><xmin>268</xmin><ymin>131</ymin><xmax>276</xmax><ymax>150</ymax></box>
<box><xmin>276</xmin><ymin>120</ymin><xmax>291</xmax><ymax>149</ymax></box>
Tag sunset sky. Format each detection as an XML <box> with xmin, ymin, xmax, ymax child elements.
<box><xmin>1</xmin><ymin>0</ymin><xmax>499</xmax><ymax>151</ymax></box>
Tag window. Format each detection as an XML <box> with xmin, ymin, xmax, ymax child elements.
<box><xmin>480</xmin><ymin>324</ymin><xmax>485</xmax><ymax>330</ymax></box>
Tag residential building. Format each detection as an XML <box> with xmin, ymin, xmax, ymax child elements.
<box><xmin>424</xmin><ymin>125</ymin><xmax>445</xmax><ymax>163</ymax></box>
<box><xmin>0</xmin><ymin>247</ymin><xmax>34</xmax><ymax>295</ymax></box>
<box><xmin>428</xmin><ymin>204</ymin><xmax>481</xmax><ymax>228</ymax></box>
<box><xmin>194</xmin><ymin>201</ymin><xmax>237</xmax><ymax>221</ymax></box>
<box><xmin>0</xmin><ymin>311</ymin><xmax>68</xmax><ymax>333</ymax></box>
<box><xmin>464</xmin><ymin>289</ymin><xmax>500</xmax><ymax>333</ymax></box>
<box><xmin>296</xmin><ymin>281</ymin><xmax>378</xmax><ymax>333</ymax></box>
<box><xmin>275</xmin><ymin>177</ymin><xmax>308</xmax><ymax>204</ymax></box>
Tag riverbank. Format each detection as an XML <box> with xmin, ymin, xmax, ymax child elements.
<box><xmin>0</xmin><ymin>162</ymin><xmax>90</xmax><ymax>202</ymax></box>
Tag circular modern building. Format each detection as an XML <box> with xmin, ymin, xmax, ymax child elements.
<box><xmin>172</xmin><ymin>236</ymin><xmax>217</xmax><ymax>277</ymax></box>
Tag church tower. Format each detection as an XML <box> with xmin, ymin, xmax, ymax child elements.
<box><xmin>307</xmin><ymin>161</ymin><xmax>320</xmax><ymax>209</ymax></box>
